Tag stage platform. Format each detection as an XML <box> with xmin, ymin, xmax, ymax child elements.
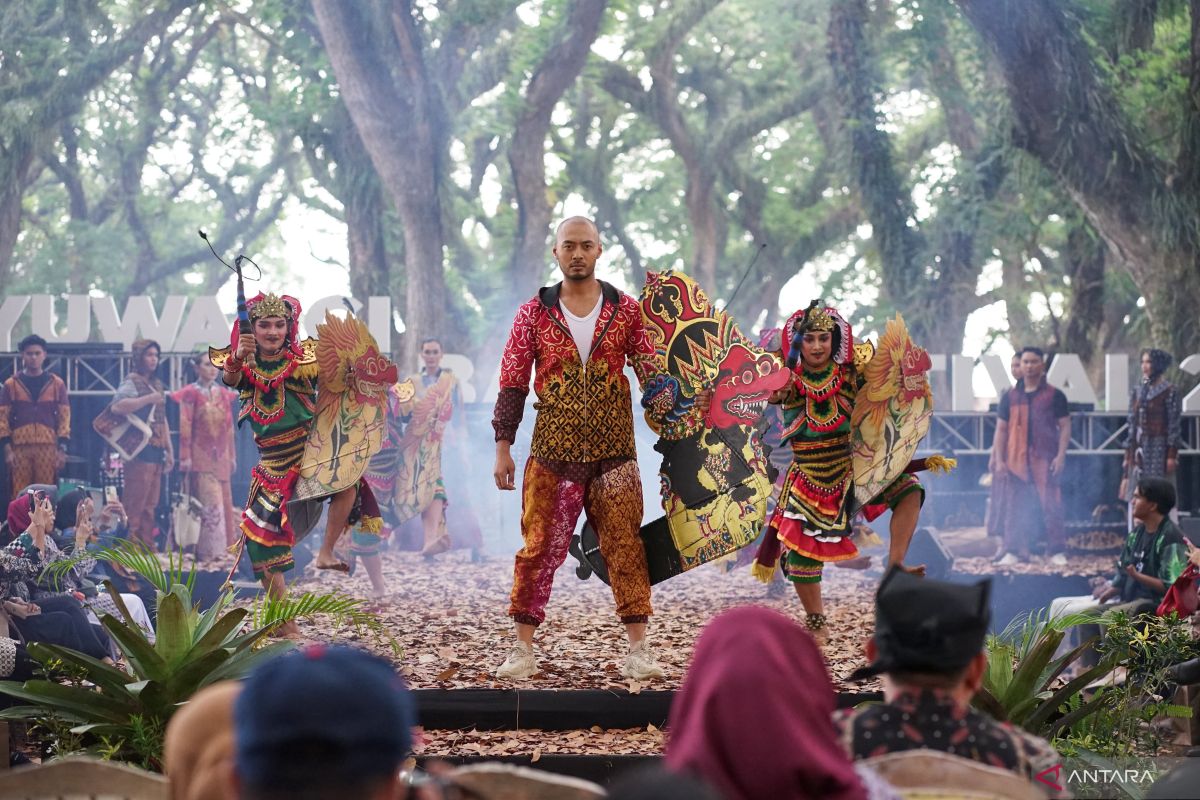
<box><xmin>199</xmin><ymin>527</ymin><xmax>1115</xmax><ymax>780</ymax></box>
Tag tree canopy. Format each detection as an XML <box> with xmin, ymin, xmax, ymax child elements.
<box><xmin>2</xmin><ymin>0</ymin><xmax>1197</xmax><ymax>380</ymax></box>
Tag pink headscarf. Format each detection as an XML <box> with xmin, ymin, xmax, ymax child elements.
<box><xmin>6</xmin><ymin>495</ymin><xmax>32</xmax><ymax>537</ymax></box>
<box><xmin>666</xmin><ymin>606</ymin><xmax>868</xmax><ymax>800</ymax></box>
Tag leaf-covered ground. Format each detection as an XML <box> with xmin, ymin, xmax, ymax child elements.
<box><xmin>286</xmin><ymin>547</ymin><xmax>882</xmax><ymax>691</ymax></box>
<box><xmin>233</xmin><ymin>532</ymin><xmax>1113</xmax><ymax>756</ymax></box>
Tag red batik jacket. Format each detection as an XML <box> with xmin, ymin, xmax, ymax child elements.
<box><xmin>492</xmin><ymin>281</ymin><xmax>656</xmax><ymax>463</ymax></box>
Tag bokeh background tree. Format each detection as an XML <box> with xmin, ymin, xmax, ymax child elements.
<box><xmin>2</xmin><ymin>0</ymin><xmax>1197</xmax><ymax>386</ymax></box>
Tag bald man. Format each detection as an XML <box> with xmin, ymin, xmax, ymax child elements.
<box><xmin>491</xmin><ymin>216</ymin><xmax>664</xmax><ymax>682</ymax></box>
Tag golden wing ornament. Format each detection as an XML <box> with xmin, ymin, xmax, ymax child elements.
<box><xmin>291</xmin><ymin>311</ymin><xmax>399</xmax><ymax>502</ymax></box>
<box><xmin>850</xmin><ymin>313</ymin><xmax>934</xmax><ymax>507</ymax></box>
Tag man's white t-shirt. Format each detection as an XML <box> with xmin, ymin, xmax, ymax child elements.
<box><xmin>561</xmin><ymin>295</ymin><xmax>603</xmax><ymax>364</ymax></box>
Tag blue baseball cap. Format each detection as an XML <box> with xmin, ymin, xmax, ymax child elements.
<box><xmin>234</xmin><ymin>645</ymin><xmax>416</xmax><ymax>790</ymax></box>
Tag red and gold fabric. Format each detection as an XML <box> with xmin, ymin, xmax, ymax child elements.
<box><xmin>492</xmin><ymin>281</ymin><xmax>657</xmax><ymax>461</ymax></box>
<box><xmin>753</xmin><ymin>306</ymin><xmax>931</xmax><ymax>582</ymax></box>
<box><xmin>509</xmin><ymin>458</ymin><xmax>651</xmax><ymax>625</ymax></box>
<box><xmin>391</xmin><ymin>370</ymin><xmax>454</xmax><ymax>542</ymax></box>
<box><xmin>172</xmin><ymin>382</ymin><xmax>238</xmax><ymax>549</ymax></box>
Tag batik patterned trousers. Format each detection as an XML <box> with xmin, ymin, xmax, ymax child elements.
<box><xmin>509</xmin><ymin>457</ymin><xmax>652</xmax><ymax>625</ymax></box>
<box><xmin>8</xmin><ymin>443</ymin><xmax>58</xmax><ymax>495</ymax></box>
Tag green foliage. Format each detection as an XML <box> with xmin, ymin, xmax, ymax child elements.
<box><xmin>1</xmin><ymin>540</ymin><xmax>398</xmax><ymax>770</ymax></box>
<box><xmin>976</xmin><ymin>607</ymin><xmax>1199</xmax><ymax>762</ymax></box>
<box><xmin>4</xmin><ymin>0</ymin><xmax>1199</xmax><ymax>360</ymax></box>
<box><xmin>974</xmin><ymin>608</ymin><xmax>1119</xmax><ymax>738</ymax></box>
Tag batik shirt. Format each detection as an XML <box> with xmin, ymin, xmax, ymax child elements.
<box><xmin>0</xmin><ymin>372</ymin><xmax>70</xmax><ymax>448</ymax></box>
<box><xmin>834</xmin><ymin>689</ymin><xmax>1066</xmax><ymax>798</ymax></box>
<box><xmin>492</xmin><ymin>281</ymin><xmax>657</xmax><ymax>463</ymax></box>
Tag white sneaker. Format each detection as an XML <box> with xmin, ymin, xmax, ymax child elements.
<box><xmin>995</xmin><ymin>552</ymin><xmax>1020</xmax><ymax>566</ymax></box>
<box><xmin>496</xmin><ymin>642</ymin><xmax>538</xmax><ymax>680</ymax></box>
<box><xmin>1049</xmin><ymin>553</ymin><xmax>1069</xmax><ymax>566</ymax></box>
<box><xmin>622</xmin><ymin>640</ymin><xmax>665</xmax><ymax>680</ymax></box>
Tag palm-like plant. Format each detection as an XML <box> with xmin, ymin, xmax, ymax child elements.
<box><xmin>973</xmin><ymin>609</ymin><xmax>1119</xmax><ymax>739</ymax></box>
<box><xmin>0</xmin><ymin>541</ymin><xmax>397</xmax><ymax>770</ymax></box>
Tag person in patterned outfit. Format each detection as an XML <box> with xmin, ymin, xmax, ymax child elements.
<box><xmin>1121</xmin><ymin>348</ymin><xmax>1182</xmax><ymax>519</ymax></box>
<box><xmin>838</xmin><ymin>568</ymin><xmax>1066</xmax><ymax>799</ymax></box>
<box><xmin>1</xmin><ymin>335</ymin><xmax>70</xmax><ymax>498</ymax></box>
<box><xmin>491</xmin><ymin>216</ymin><xmax>666</xmax><ymax>682</ymax></box>
<box><xmin>752</xmin><ymin>303</ymin><xmax>924</xmax><ymax>634</ymax></box>
<box><xmin>110</xmin><ymin>339</ymin><xmax>174</xmax><ymax>549</ymax></box>
<box><xmin>215</xmin><ymin>292</ymin><xmax>381</xmax><ymax>637</ymax></box>
<box><xmin>172</xmin><ymin>353</ymin><xmax>238</xmax><ymax>558</ymax></box>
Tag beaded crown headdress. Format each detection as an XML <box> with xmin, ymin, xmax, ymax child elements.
<box><xmin>805</xmin><ymin>307</ymin><xmax>835</xmax><ymax>332</ymax></box>
<box><xmin>249</xmin><ymin>293</ymin><xmax>294</xmax><ymax>321</ymax></box>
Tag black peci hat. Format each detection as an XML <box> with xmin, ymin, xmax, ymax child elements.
<box><xmin>849</xmin><ymin>566</ymin><xmax>992</xmax><ymax>682</ymax></box>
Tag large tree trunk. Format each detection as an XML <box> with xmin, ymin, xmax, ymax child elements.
<box><xmin>0</xmin><ymin>150</ymin><xmax>36</xmax><ymax>290</ymax></box>
<box><xmin>1060</xmin><ymin>225</ymin><xmax>1106</xmax><ymax>370</ymax></box>
<box><xmin>312</xmin><ymin>0</ymin><xmax>462</xmax><ymax>368</ymax></box>
<box><xmin>827</xmin><ymin>1</ymin><xmax>924</xmax><ymax>320</ymax></box>
<box><xmin>683</xmin><ymin>168</ymin><xmax>722</xmax><ymax>291</ymax></box>
<box><xmin>507</xmin><ymin>0</ymin><xmax>608</xmax><ymax>298</ymax></box>
<box><xmin>956</xmin><ymin>0</ymin><xmax>1200</xmax><ymax>355</ymax></box>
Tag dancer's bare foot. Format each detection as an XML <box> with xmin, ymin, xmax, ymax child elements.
<box><xmin>834</xmin><ymin>555</ymin><xmax>872</xmax><ymax>570</ymax></box>
<box><xmin>421</xmin><ymin>533</ymin><xmax>451</xmax><ymax>559</ymax></box>
<box><xmin>890</xmin><ymin>562</ymin><xmax>927</xmax><ymax>577</ymax></box>
<box><xmin>314</xmin><ymin>549</ymin><xmax>350</xmax><ymax>572</ymax></box>
<box><xmin>365</xmin><ymin>592</ymin><xmax>390</xmax><ymax>612</ymax></box>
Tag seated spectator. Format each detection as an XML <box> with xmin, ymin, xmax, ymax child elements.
<box><xmin>164</xmin><ymin>681</ymin><xmax>242</xmax><ymax>800</ymax></box>
<box><xmin>39</xmin><ymin>489</ymin><xmax>154</xmax><ymax>639</ymax></box>
<box><xmin>665</xmin><ymin>606</ymin><xmax>897</xmax><ymax>800</ymax></box>
<box><xmin>1</xmin><ymin>493</ymin><xmax>114</xmax><ymax>662</ymax></box>
<box><xmin>1049</xmin><ymin>477</ymin><xmax>1187</xmax><ymax>625</ymax></box>
<box><xmin>232</xmin><ymin>645</ymin><xmax>417</xmax><ymax>800</ymax></box>
<box><xmin>838</xmin><ymin>567</ymin><xmax>1064</xmax><ymax>798</ymax></box>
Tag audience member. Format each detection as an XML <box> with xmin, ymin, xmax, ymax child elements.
<box><xmin>1049</xmin><ymin>477</ymin><xmax>1187</xmax><ymax>622</ymax></box>
<box><xmin>1122</xmin><ymin>349</ymin><xmax>1182</xmax><ymax>522</ymax></box>
<box><xmin>105</xmin><ymin>338</ymin><xmax>174</xmax><ymax>549</ymax></box>
<box><xmin>1</xmin><ymin>493</ymin><xmax>113</xmax><ymax>661</ymax></box>
<box><xmin>992</xmin><ymin>347</ymin><xmax>1070</xmax><ymax>565</ymax></box>
<box><xmin>232</xmin><ymin>645</ymin><xmax>417</xmax><ymax>800</ymax></box>
<box><xmin>38</xmin><ymin>489</ymin><xmax>154</xmax><ymax>638</ymax></box>
<box><xmin>0</xmin><ymin>334</ymin><xmax>71</xmax><ymax>498</ymax></box>
<box><xmin>838</xmin><ymin>568</ymin><xmax>1064</xmax><ymax>798</ymax></box>
<box><xmin>164</xmin><ymin>681</ymin><xmax>242</xmax><ymax>800</ymax></box>
<box><xmin>665</xmin><ymin>606</ymin><xmax>897</xmax><ymax>800</ymax></box>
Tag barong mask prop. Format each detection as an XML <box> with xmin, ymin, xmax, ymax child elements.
<box><xmin>849</xmin><ymin>313</ymin><xmax>938</xmax><ymax>509</ymax></box>
<box><xmin>640</xmin><ymin>270</ymin><xmax>789</xmax><ymax>437</ymax></box>
<box><xmin>577</xmin><ymin>270</ymin><xmax>782</xmax><ymax>581</ymax></box>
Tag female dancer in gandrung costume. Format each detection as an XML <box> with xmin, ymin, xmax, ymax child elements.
<box><xmin>752</xmin><ymin>302</ymin><xmax>925</xmax><ymax>634</ymax></box>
